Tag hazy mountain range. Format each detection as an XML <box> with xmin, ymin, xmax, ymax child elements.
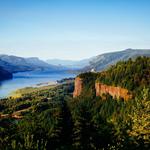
<box><xmin>0</xmin><ymin>55</ymin><xmax>64</xmax><ymax>73</ymax></box>
<box><xmin>0</xmin><ymin>49</ymin><xmax>150</xmax><ymax>81</ymax></box>
<box><xmin>46</xmin><ymin>57</ymin><xmax>93</xmax><ymax>69</ymax></box>
<box><xmin>82</xmin><ymin>49</ymin><xmax>150</xmax><ymax>72</ymax></box>
<box><xmin>47</xmin><ymin>49</ymin><xmax>150</xmax><ymax>72</ymax></box>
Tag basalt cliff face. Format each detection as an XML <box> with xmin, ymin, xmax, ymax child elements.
<box><xmin>95</xmin><ymin>82</ymin><xmax>132</xmax><ymax>100</ymax></box>
<box><xmin>73</xmin><ymin>77</ymin><xmax>132</xmax><ymax>100</ymax></box>
<box><xmin>73</xmin><ymin>77</ymin><xmax>83</xmax><ymax>97</ymax></box>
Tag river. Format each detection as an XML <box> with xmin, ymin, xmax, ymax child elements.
<box><xmin>0</xmin><ymin>70</ymin><xmax>75</xmax><ymax>98</ymax></box>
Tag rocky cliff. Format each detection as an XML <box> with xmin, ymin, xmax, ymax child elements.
<box><xmin>73</xmin><ymin>77</ymin><xmax>83</xmax><ymax>97</ymax></box>
<box><xmin>73</xmin><ymin>77</ymin><xmax>132</xmax><ymax>100</ymax></box>
<box><xmin>95</xmin><ymin>82</ymin><xmax>132</xmax><ymax>100</ymax></box>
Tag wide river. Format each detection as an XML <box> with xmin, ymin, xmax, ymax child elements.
<box><xmin>0</xmin><ymin>71</ymin><xmax>75</xmax><ymax>99</ymax></box>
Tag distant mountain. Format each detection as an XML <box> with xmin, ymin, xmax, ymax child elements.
<box><xmin>82</xmin><ymin>49</ymin><xmax>150</xmax><ymax>72</ymax></box>
<box><xmin>0</xmin><ymin>55</ymin><xmax>64</xmax><ymax>73</ymax></box>
<box><xmin>0</xmin><ymin>66</ymin><xmax>12</xmax><ymax>81</ymax></box>
<box><xmin>46</xmin><ymin>58</ymin><xmax>93</xmax><ymax>69</ymax></box>
<box><xmin>26</xmin><ymin>57</ymin><xmax>51</xmax><ymax>67</ymax></box>
<box><xmin>1</xmin><ymin>49</ymin><xmax>150</xmax><ymax>74</ymax></box>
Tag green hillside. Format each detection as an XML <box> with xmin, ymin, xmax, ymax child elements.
<box><xmin>78</xmin><ymin>56</ymin><xmax>150</xmax><ymax>98</ymax></box>
<box><xmin>97</xmin><ymin>56</ymin><xmax>150</xmax><ymax>91</ymax></box>
<box><xmin>0</xmin><ymin>57</ymin><xmax>150</xmax><ymax>150</ymax></box>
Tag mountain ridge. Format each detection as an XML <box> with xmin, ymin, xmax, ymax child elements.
<box><xmin>82</xmin><ymin>49</ymin><xmax>150</xmax><ymax>72</ymax></box>
<box><xmin>0</xmin><ymin>54</ymin><xmax>65</xmax><ymax>73</ymax></box>
<box><xmin>1</xmin><ymin>48</ymin><xmax>150</xmax><ymax>73</ymax></box>
<box><xmin>46</xmin><ymin>57</ymin><xmax>93</xmax><ymax>69</ymax></box>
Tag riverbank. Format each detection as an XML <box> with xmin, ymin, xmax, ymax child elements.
<box><xmin>0</xmin><ymin>71</ymin><xmax>75</xmax><ymax>98</ymax></box>
<box><xmin>9</xmin><ymin>77</ymin><xmax>75</xmax><ymax>98</ymax></box>
<box><xmin>10</xmin><ymin>84</ymin><xmax>58</xmax><ymax>98</ymax></box>
<box><xmin>0</xmin><ymin>77</ymin><xmax>74</xmax><ymax>120</ymax></box>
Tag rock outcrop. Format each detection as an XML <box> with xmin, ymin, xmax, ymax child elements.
<box><xmin>73</xmin><ymin>77</ymin><xmax>83</xmax><ymax>97</ymax></box>
<box><xmin>95</xmin><ymin>82</ymin><xmax>132</xmax><ymax>100</ymax></box>
<box><xmin>73</xmin><ymin>77</ymin><xmax>132</xmax><ymax>100</ymax></box>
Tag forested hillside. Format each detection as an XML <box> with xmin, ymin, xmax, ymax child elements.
<box><xmin>78</xmin><ymin>56</ymin><xmax>150</xmax><ymax>97</ymax></box>
<box><xmin>97</xmin><ymin>56</ymin><xmax>150</xmax><ymax>91</ymax></box>
<box><xmin>0</xmin><ymin>57</ymin><xmax>150</xmax><ymax>149</ymax></box>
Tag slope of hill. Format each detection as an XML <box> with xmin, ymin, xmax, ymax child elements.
<box><xmin>82</xmin><ymin>49</ymin><xmax>150</xmax><ymax>72</ymax></box>
<box><xmin>74</xmin><ymin>56</ymin><xmax>150</xmax><ymax>99</ymax></box>
<box><xmin>0</xmin><ymin>66</ymin><xmax>12</xmax><ymax>81</ymax></box>
<box><xmin>26</xmin><ymin>57</ymin><xmax>51</xmax><ymax>68</ymax></box>
<box><xmin>96</xmin><ymin>56</ymin><xmax>150</xmax><ymax>91</ymax></box>
<box><xmin>0</xmin><ymin>55</ymin><xmax>64</xmax><ymax>73</ymax></box>
<box><xmin>46</xmin><ymin>57</ymin><xmax>93</xmax><ymax>69</ymax></box>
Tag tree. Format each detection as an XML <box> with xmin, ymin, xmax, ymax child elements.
<box><xmin>129</xmin><ymin>88</ymin><xmax>150</xmax><ymax>149</ymax></box>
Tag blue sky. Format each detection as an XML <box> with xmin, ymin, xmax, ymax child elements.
<box><xmin>0</xmin><ymin>0</ymin><xmax>150</xmax><ymax>60</ymax></box>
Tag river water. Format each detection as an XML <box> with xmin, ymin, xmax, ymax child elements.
<box><xmin>0</xmin><ymin>71</ymin><xmax>75</xmax><ymax>98</ymax></box>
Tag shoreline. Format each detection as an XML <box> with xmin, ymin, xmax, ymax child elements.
<box><xmin>0</xmin><ymin>81</ymin><xmax>59</xmax><ymax>99</ymax></box>
<box><xmin>0</xmin><ymin>71</ymin><xmax>75</xmax><ymax>99</ymax></box>
<box><xmin>10</xmin><ymin>82</ymin><xmax>59</xmax><ymax>98</ymax></box>
<box><xmin>31</xmin><ymin>81</ymin><xmax>57</xmax><ymax>87</ymax></box>
<box><xmin>8</xmin><ymin>77</ymin><xmax>75</xmax><ymax>99</ymax></box>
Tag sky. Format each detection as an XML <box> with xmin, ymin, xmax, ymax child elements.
<box><xmin>0</xmin><ymin>0</ymin><xmax>150</xmax><ymax>60</ymax></box>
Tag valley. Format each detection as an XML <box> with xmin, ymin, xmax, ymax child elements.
<box><xmin>1</xmin><ymin>1</ymin><xmax>150</xmax><ymax>149</ymax></box>
<box><xmin>0</xmin><ymin>56</ymin><xmax>150</xmax><ymax>149</ymax></box>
